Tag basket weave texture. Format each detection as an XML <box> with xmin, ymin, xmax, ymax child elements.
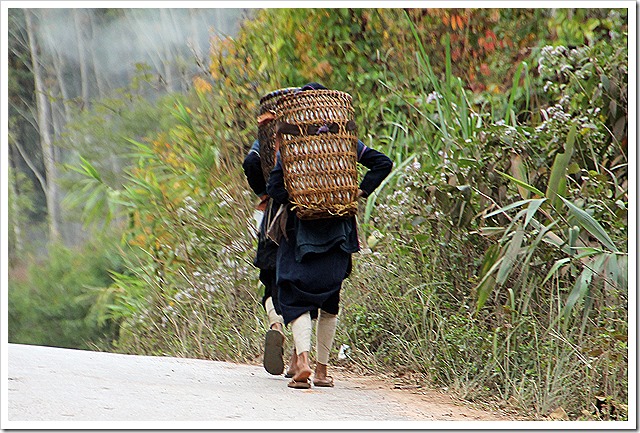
<box><xmin>274</xmin><ymin>89</ymin><xmax>359</xmax><ymax>220</ymax></box>
<box><xmin>257</xmin><ymin>87</ymin><xmax>300</xmax><ymax>181</ymax></box>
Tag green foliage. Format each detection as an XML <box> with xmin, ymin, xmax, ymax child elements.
<box><xmin>338</xmin><ymin>7</ymin><xmax>628</xmax><ymax>420</ymax></box>
<box><xmin>8</xmin><ymin>237</ymin><xmax>124</xmax><ymax>350</ymax></box>
<box><xmin>7</xmin><ymin>168</ymin><xmax>39</xmax><ymax>262</ymax></box>
<box><xmin>70</xmin><ymin>89</ymin><xmax>268</xmax><ymax>360</ymax></box>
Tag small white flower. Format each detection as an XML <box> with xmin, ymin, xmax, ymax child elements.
<box><xmin>426</xmin><ymin>91</ymin><xmax>443</xmax><ymax>104</ymax></box>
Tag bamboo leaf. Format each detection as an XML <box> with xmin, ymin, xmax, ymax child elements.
<box><xmin>559</xmin><ymin>196</ymin><xmax>619</xmax><ymax>252</ymax></box>
<box><xmin>563</xmin><ymin>253</ymin><xmax>609</xmax><ymax>320</ymax></box>
<box><xmin>616</xmin><ymin>255</ymin><xmax>628</xmax><ymax>288</ymax></box>
<box><xmin>507</xmin><ymin>288</ymin><xmax>516</xmax><ymax>312</ymax></box>
<box><xmin>563</xmin><ymin>266</ymin><xmax>594</xmax><ymax>320</ymax></box>
<box><xmin>124</xmin><ymin>137</ymin><xmax>155</xmax><ymax>161</ymax></box>
<box><xmin>524</xmin><ymin>198</ymin><xmax>546</xmax><ymax>228</ymax></box>
<box><xmin>604</xmin><ymin>254</ymin><xmax>618</xmax><ymax>289</ymax></box>
<box><xmin>457</xmin><ymin>78</ymin><xmax>470</xmax><ymax>139</ymax></box>
<box><xmin>502</xmin><ymin>208</ymin><xmax>528</xmax><ymax>238</ymax></box>
<box><xmin>475</xmin><ymin>244</ymin><xmax>503</xmax><ymax>311</ymax></box>
<box><xmin>509</xmin><ymin>153</ymin><xmax>530</xmax><ymax>199</ymax></box>
<box><xmin>172</xmin><ymin>100</ymin><xmax>193</xmax><ymax>130</ymax></box>
<box><xmin>546</xmin><ymin>124</ymin><xmax>576</xmax><ymax>208</ymax></box>
<box><xmin>77</xmin><ymin>156</ymin><xmax>102</xmax><ymax>182</ymax></box>
<box><xmin>573</xmin><ymin>247</ymin><xmax>604</xmax><ymax>259</ymax></box>
<box><xmin>541</xmin><ymin>257</ymin><xmax>571</xmax><ymax>286</ymax></box>
<box><xmin>484</xmin><ymin>198</ymin><xmax>540</xmax><ymax>219</ymax></box>
<box><xmin>496</xmin><ymin>170</ymin><xmax>545</xmax><ymax>197</ymax></box>
<box><xmin>496</xmin><ymin>226</ymin><xmax>525</xmax><ymax>285</ymax></box>
<box><xmin>444</xmin><ymin>33</ymin><xmax>453</xmax><ymax>97</ymax></box>
<box><xmin>476</xmin><ymin>227</ymin><xmax>505</xmax><ymax>236</ymax></box>
<box><xmin>476</xmin><ymin>273</ymin><xmax>497</xmax><ymax>314</ymax></box>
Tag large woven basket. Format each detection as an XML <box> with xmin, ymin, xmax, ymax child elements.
<box><xmin>274</xmin><ymin>89</ymin><xmax>359</xmax><ymax>220</ymax></box>
<box><xmin>257</xmin><ymin>87</ymin><xmax>300</xmax><ymax>181</ymax></box>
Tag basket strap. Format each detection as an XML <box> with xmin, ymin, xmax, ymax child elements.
<box><xmin>276</xmin><ymin>120</ymin><xmax>356</xmax><ymax>136</ymax></box>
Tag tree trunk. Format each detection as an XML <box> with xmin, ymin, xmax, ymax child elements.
<box><xmin>73</xmin><ymin>9</ymin><xmax>90</xmax><ymax>107</ymax></box>
<box><xmin>88</xmin><ymin>11</ymin><xmax>108</xmax><ymax>97</ymax></box>
<box><xmin>52</xmin><ymin>47</ymin><xmax>72</xmax><ymax>121</ymax></box>
<box><xmin>8</xmin><ymin>146</ymin><xmax>24</xmax><ymax>260</ymax></box>
<box><xmin>159</xmin><ymin>9</ymin><xmax>175</xmax><ymax>93</ymax></box>
<box><xmin>25</xmin><ymin>9</ymin><xmax>61</xmax><ymax>242</ymax></box>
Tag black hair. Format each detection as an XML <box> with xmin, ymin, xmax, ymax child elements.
<box><xmin>301</xmin><ymin>82</ymin><xmax>327</xmax><ymax>91</ymax></box>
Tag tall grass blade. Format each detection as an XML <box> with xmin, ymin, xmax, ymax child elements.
<box><xmin>505</xmin><ymin>62</ymin><xmax>525</xmax><ymax>126</ymax></box>
<box><xmin>563</xmin><ymin>253</ymin><xmax>609</xmax><ymax>320</ymax></box>
<box><xmin>524</xmin><ymin>198</ymin><xmax>546</xmax><ymax>228</ymax></box>
<box><xmin>444</xmin><ymin>33</ymin><xmax>453</xmax><ymax>99</ymax></box>
<box><xmin>615</xmin><ymin>255</ymin><xmax>628</xmax><ymax>288</ymax></box>
<box><xmin>559</xmin><ymin>196</ymin><xmax>619</xmax><ymax>253</ymax></box>
<box><xmin>496</xmin><ymin>170</ymin><xmax>545</xmax><ymax>197</ymax></box>
<box><xmin>496</xmin><ymin>225</ymin><xmax>525</xmax><ymax>285</ymax></box>
<box><xmin>509</xmin><ymin>153</ymin><xmax>529</xmax><ymax>199</ymax></box>
<box><xmin>546</xmin><ymin>124</ymin><xmax>576</xmax><ymax>208</ymax></box>
<box><xmin>458</xmin><ymin>78</ymin><xmax>470</xmax><ymax>140</ymax></box>
<box><xmin>541</xmin><ymin>257</ymin><xmax>571</xmax><ymax>286</ymax></box>
<box><xmin>475</xmin><ymin>244</ymin><xmax>502</xmax><ymax>312</ymax></box>
<box><xmin>484</xmin><ymin>198</ymin><xmax>541</xmax><ymax>219</ymax></box>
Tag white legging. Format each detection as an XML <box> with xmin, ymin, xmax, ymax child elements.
<box><xmin>265</xmin><ymin>297</ymin><xmax>284</xmax><ymax>328</ymax></box>
<box><xmin>290</xmin><ymin>310</ymin><xmax>338</xmax><ymax>365</ymax></box>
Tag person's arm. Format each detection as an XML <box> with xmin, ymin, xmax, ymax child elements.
<box><xmin>356</xmin><ymin>140</ymin><xmax>393</xmax><ymax>198</ymax></box>
<box><xmin>242</xmin><ymin>140</ymin><xmax>267</xmax><ymax>196</ymax></box>
<box><xmin>266</xmin><ymin>155</ymin><xmax>290</xmax><ymax>205</ymax></box>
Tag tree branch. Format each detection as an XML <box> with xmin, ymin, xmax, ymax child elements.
<box><xmin>10</xmin><ymin>135</ymin><xmax>47</xmax><ymax>196</ymax></box>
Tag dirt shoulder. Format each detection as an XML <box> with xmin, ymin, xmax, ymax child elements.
<box><xmin>326</xmin><ymin>365</ymin><xmax>521</xmax><ymax>422</ymax></box>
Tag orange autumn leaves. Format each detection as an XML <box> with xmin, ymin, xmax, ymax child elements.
<box><xmin>421</xmin><ymin>9</ymin><xmax>519</xmax><ymax>92</ymax></box>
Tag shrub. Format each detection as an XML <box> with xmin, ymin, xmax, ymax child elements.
<box><xmin>8</xmin><ymin>236</ymin><xmax>123</xmax><ymax>350</ymax></box>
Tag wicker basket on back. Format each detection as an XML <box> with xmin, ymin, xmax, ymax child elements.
<box><xmin>274</xmin><ymin>89</ymin><xmax>359</xmax><ymax>220</ymax></box>
<box><xmin>257</xmin><ymin>87</ymin><xmax>300</xmax><ymax>182</ymax></box>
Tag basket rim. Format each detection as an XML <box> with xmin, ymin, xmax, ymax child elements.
<box><xmin>259</xmin><ymin>87</ymin><xmax>301</xmax><ymax>106</ymax></box>
<box><xmin>275</xmin><ymin>88</ymin><xmax>353</xmax><ymax>105</ymax></box>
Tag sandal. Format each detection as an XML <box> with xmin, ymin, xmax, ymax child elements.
<box><xmin>313</xmin><ymin>376</ymin><xmax>334</xmax><ymax>387</ymax></box>
<box><xmin>287</xmin><ymin>378</ymin><xmax>311</xmax><ymax>389</ymax></box>
<box><xmin>263</xmin><ymin>329</ymin><xmax>284</xmax><ymax>375</ymax></box>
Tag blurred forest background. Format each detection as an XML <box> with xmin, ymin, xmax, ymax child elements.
<box><xmin>6</xmin><ymin>7</ymin><xmax>630</xmax><ymax>421</ymax></box>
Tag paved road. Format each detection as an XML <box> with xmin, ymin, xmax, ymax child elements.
<box><xmin>6</xmin><ymin>343</ymin><xmax>496</xmax><ymax>428</ymax></box>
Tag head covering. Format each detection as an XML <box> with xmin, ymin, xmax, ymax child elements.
<box><xmin>301</xmin><ymin>82</ymin><xmax>327</xmax><ymax>91</ymax></box>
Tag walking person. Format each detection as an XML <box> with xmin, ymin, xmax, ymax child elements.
<box><xmin>242</xmin><ymin>86</ymin><xmax>301</xmax><ymax>376</ymax></box>
<box><xmin>242</xmin><ymin>138</ymin><xmax>287</xmax><ymax>375</ymax></box>
<box><xmin>266</xmin><ymin>82</ymin><xmax>393</xmax><ymax>388</ymax></box>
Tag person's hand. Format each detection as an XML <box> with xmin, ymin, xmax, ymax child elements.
<box><xmin>257</xmin><ymin>194</ymin><xmax>270</xmax><ymax>211</ymax></box>
<box><xmin>357</xmin><ymin>189</ymin><xmax>365</xmax><ymax>198</ymax></box>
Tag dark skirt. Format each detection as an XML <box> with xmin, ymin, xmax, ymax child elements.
<box><xmin>254</xmin><ymin>201</ymin><xmax>279</xmax><ymax>271</ymax></box>
<box><xmin>276</xmin><ymin>233</ymin><xmax>351</xmax><ymax>325</ymax></box>
<box><xmin>254</xmin><ymin>200</ymin><xmax>281</xmax><ymax>314</ymax></box>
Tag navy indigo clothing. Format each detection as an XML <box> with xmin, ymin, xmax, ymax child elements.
<box><xmin>259</xmin><ymin>268</ymin><xmax>279</xmax><ymax>310</ymax></box>
<box><xmin>242</xmin><ymin>140</ymin><xmax>266</xmax><ymax>197</ymax></box>
<box><xmin>243</xmin><ymin>141</ymin><xmax>280</xmax><ymax>314</ymax></box>
<box><xmin>276</xmin><ymin>229</ymin><xmax>347</xmax><ymax>323</ymax></box>
<box><xmin>254</xmin><ymin>199</ymin><xmax>279</xmax><ymax>270</ymax></box>
<box><xmin>266</xmin><ymin>140</ymin><xmax>392</xmax><ymax>325</ymax></box>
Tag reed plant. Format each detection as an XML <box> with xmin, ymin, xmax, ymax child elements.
<box><xmin>337</xmin><ymin>11</ymin><xmax>627</xmax><ymax>419</ymax></box>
